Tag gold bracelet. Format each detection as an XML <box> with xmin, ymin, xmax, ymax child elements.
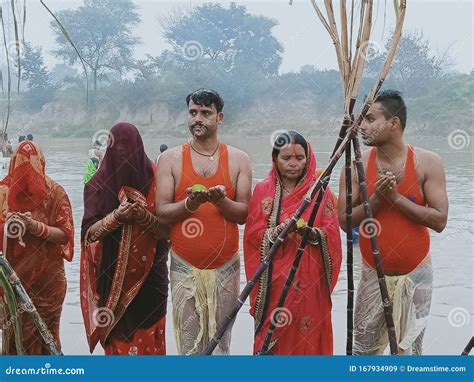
<box><xmin>184</xmin><ymin>197</ymin><xmax>198</xmax><ymax>213</ymax></box>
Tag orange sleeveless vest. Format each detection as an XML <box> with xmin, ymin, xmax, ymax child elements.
<box><xmin>170</xmin><ymin>143</ymin><xmax>239</xmax><ymax>269</ymax></box>
<box><xmin>359</xmin><ymin>145</ymin><xmax>430</xmax><ymax>274</ymax></box>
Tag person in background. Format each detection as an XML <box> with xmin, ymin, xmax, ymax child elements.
<box><xmin>155</xmin><ymin>144</ymin><xmax>168</xmax><ymax>165</ymax></box>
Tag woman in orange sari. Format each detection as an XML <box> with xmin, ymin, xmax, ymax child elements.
<box><xmin>80</xmin><ymin>122</ymin><xmax>169</xmax><ymax>355</ymax></box>
<box><xmin>244</xmin><ymin>131</ymin><xmax>342</xmax><ymax>355</ymax></box>
<box><xmin>0</xmin><ymin>141</ymin><xmax>74</xmax><ymax>354</ymax></box>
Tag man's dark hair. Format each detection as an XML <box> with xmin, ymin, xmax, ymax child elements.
<box><xmin>159</xmin><ymin>144</ymin><xmax>168</xmax><ymax>153</ymax></box>
<box><xmin>374</xmin><ymin>90</ymin><xmax>407</xmax><ymax>131</ymax></box>
<box><xmin>186</xmin><ymin>88</ymin><xmax>224</xmax><ymax>113</ymax></box>
<box><xmin>26</xmin><ymin>134</ymin><xmax>33</xmax><ymax>141</ymax></box>
<box><xmin>19</xmin><ymin>135</ymin><xmax>25</xmax><ymax>142</ymax></box>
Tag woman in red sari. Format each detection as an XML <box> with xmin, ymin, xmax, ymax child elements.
<box><xmin>80</xmin><ymin>122</ymin><xmax>169</xmax><ymax>355</ymax></box>
<box><xmin>0</xmin><ymin>141</ymin><xmax>74</xmax><ymax>354</ymax></box>
<box><xmin>244</xmin><ymin>131</ymin><xmax>342</xmax><ymax>355</ymax></box>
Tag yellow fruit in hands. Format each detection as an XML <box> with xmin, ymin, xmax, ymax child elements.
<box><xmin>191</xmin><ymin>184</ymin><xmax>208</xmax><ymax>192</ymax></box>
<box><xmin>296</xmin><ymin>219</ymin><xmax>307</xmax><ymax>229</ymax></box>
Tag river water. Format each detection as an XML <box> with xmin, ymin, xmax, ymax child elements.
<box><xmin>5</xmin><ymin>133</ymin><xmax>471</xmax><ymax>355</ymax></box>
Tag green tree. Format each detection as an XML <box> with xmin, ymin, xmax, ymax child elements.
<box><xmin>366</xmin><ymin>30</ymin><xmax>451</xmax><ymax>95</ymax></box>
<box><xmin>50</xmin><ymin>0</ymin><xmax>141</xmax><ymax>97</ymax></box>
<box><xmin>21</xmin><ymin>43</ymin><xmax>55</xmax><ymax>109</ymax></box>
<box><xmin>161</xmin><ymin>3</ymin><xmax>283</xmax><ymax>76</ymax></box>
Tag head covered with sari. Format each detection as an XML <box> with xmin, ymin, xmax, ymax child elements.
<box><xmin>243</xmin><ymin>131</ymin><xmax>342</xmax><ymax>354</ymax></box>
<box><xmin>0</xmin><ymin>140</ymin><xmax>74</xmax><ymax>264</ymax></box>
<box><xmin>0</xmin><ymin>141</ymin><xmax>74</xmax><ymax>354</ymax></box>
<box><xmin>1</xmin><ymin>140</ymin><xmax>47</xmax><ymax>213</ymax></box>
<box><xmin>80</xmin><ymin>122</ymin><xmax>168</xmax><ymax>352</ymax></box>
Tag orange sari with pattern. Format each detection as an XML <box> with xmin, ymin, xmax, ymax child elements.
<box><xmin>0</xmin><ymin>141</ymin><xmax>74</xmax><ymax>354</ymax></box>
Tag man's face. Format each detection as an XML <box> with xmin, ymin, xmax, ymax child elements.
<box><xmin>187</xmin><ymin>100</ymin><xmax>223</xmax><ymax>138</ymax></box>
<box><xmin>274</xmin><ymin>143</ymin><xmax>307</xmax><ymax>182</ymax></box>
<box><xmin>360</xmin><ymin>103</ymin><xmax>391</xmax><ymax>146</ymax></box>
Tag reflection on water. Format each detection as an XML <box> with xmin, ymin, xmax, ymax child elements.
<box><xmin>8</xmin><ymin>135</ymin><xmax>471</xmax><ymax>355</ymax></box>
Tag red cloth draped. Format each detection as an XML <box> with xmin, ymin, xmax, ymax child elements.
<box><xmin>104</xmin><ymin>317</ymin><xmax>166</xmax><ymax>355</ymax></box>
<box><xmin>244</xmin><ymin>144</ymin><xmax>342</xmax><ymax>355</ymax></box>
<box><xmin>80</xmin><ymin>124</ymin><xmax>167</xmax><ymax>355</ymax></box>
<box><xmin>0</xmin><ymin>141</ymin><xmax>74</xmax><ymax>354</ymax></box>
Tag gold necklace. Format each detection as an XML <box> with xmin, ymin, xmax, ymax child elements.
<box><xmin>190</xmin><ymin>141</ymin><xmax>220</xmax><ymax>161</ymax></box>
<box><xmin>376</xmin><ymin>159</ymin><xmax>406</xmax><ymax>182</ymax></box>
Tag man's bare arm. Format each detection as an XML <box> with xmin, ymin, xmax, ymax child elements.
<box><xmin>155</xmin><ymin>150</ymin><xmax>193</xmax><ymax>225</ymax></box>
<box><xmin>214</xmin><ymin>151</ymin><xmax>252</xmax><ymax>224</ymax></box>
<box><xmin>393</xmin><ymin>152</ymin><xmax>448</xmax><ymax>232</ymax></box>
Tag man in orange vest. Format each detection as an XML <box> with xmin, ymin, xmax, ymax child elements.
<box><xmin>156</xmin><ymin>89</ymin><xmax>252</xmax><ymax>354</ymax></box>
<box><xmin>338</xmin><ymin>90</ymin><xmax>448</xmax><ymax>354</ymax></box>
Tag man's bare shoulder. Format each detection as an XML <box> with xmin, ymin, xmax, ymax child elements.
<box><xmin>225</xmin><ymin>145</ymin><xmax>251</xmax><ymax>164</ymax></box>
<box><xmin>159</xmin><ymin>146</ymin><xmax>182</xmax><ymax>167</ymax></box>
<box><xmin>412</xmin><ymin>146</ymin><xmax>444</xmax><ymax>168</ymax></box>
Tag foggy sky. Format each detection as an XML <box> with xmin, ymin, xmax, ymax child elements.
<box><xmin>19</xmin><ymin>0</ymin><xmax>474</xmax><ymax>74</ymax></box>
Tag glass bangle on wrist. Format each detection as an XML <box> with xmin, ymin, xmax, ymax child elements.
<box><xmin>184</xmin><ymin>197</ymin><xmax>198</xmax><ymax>213</ymax></box>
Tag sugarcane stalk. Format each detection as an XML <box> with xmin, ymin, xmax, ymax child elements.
<box><xmin>0</xmin><ymin>254</ymin><xmax>62</xmax><ymax>355</ymax></box>
<box><xmin>204</xmin><ymin>0</ymin><xmax>407</xmax><ymax>354</ymax></box>
<box><xmin>345</xmin><ymin>137</ymin><xmax>354</xmax><ymax>355</ymax></box>
<box><xmin>258</xmin><ymin>183</ymin><xmax>327</xmax><ymax>355</ymax></box>
<box><xmin>461</xmin><ymin>337</ymin><xmax>473</xmax><ymax>355</ymax></box>
<box><xmin>352</xmin><ymin>136</ymin><xmax>398</xmax><ymax>354</ymax></box>
<box><xmin>1</xmin><ymin>6</ymin><xmax>12</xmax><ymax>134</ymax></box>
<box><xmin>0</xmin><ymin>267</ymin><xmax>24</xmax><ymax>354</ymax></box>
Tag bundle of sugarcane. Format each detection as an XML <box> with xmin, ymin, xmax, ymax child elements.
<box><xmin>0</xmin><ymin>216</ymin><xmax>62</xmax><ymax>355</ymax></box>
<box><xmin>202</xmin><ymin>0</ymin><xmax>406</xmax><ymax>355</ymax></box>
<box><xmin>310</xmin><ymin>0</ymin><xmax>406</xmax><ymax>356</ymax></box>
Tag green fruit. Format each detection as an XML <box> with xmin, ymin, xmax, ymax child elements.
<box><xmin>191</xmin><ymin>184</ymin><xmax>207</xmax><ymax>192</ymax></box>
<box><xmin>296</xmin><ymin>219</ymin><xmax>306</xmax><ymax>229</ymax></box>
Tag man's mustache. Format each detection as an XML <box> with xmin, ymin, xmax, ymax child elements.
<box><xmin>191</xmin><ymin>123</ymin><xmax>209</xmax><ymax>130</ymax></box>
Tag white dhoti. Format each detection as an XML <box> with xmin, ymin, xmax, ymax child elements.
<box><xmin>170</xmin><ymin>251</ymin><xmax>240</xmax><ymax>355</ymax></box>
<box><xmin>353</xmin><ymin>255</ymin><xmax>433</xmax><ymax>355</ymax></box>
